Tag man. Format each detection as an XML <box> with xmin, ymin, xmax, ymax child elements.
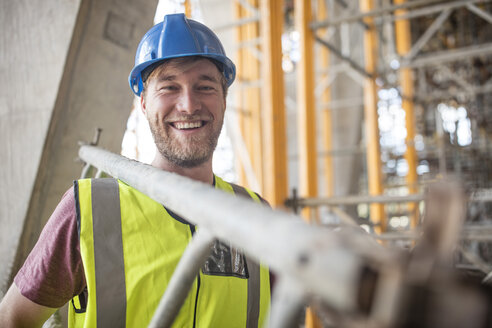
<box><xmin>0</xmin><ymin>13</ymin><xmax>270</xmax><ymax>327</ymax></box>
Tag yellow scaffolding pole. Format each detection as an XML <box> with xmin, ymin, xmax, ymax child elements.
<box><xmin>234</xmin><ymin>0</ymin><xmax>263</xmax><ymax>192</ymax></box>
<box><xmin>260</xmin><ymin>0</ymin><xmax>288</xmax><ymax>207</ymax></box>
<box><xmin>318</xmin><ymin>0</ymin><xmax>334</xmax><ymax>198</ymax></box>
<box><xmin>242</xmin><ymin>11</ymin><xmax>254</xmax><ymax>190</ymax></box>
<box><xmin>296</xmin><ymin>0</ymin><xmax>319</xmax><ymax>223</ymax></box>
<box><xmin>234</xmin><ymin>1</ymin><xmax>247</xmax><ymax>186</ymax></box>
<box><xmin>296</xmin><ymin>1</ymin><xmax>322</xmax><ymax>327</ymax></box>
<box><xmin>360</xmin><ymin>0</ymin><xmax>386</xmax><ymax>233</ymax></box>
<box><xmin>245</xmin><ymin>0</ymin><xmax>263</xmax><ymax>192</ymax></box>
<box><xmin>395</xmin><ymin>0</ymin><xmax>419</xmax><ymax>228</ymax></box>
<box><xmin>184</xmin><ymin>0</ymin><xmax>192</xmax><ymax>17</ymax></box>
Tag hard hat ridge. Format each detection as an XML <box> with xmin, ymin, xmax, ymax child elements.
<box><xmin>129</xmin><ymin>13</ymin><xmax>236</xmax><ymax>96</ymax></box>
<box><xmin>158</xmin><ymin>14</ymin><xmax>200</xmax><ymax>57</ymax></box>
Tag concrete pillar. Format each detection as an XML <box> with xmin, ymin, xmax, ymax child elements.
<box><xmin>330</xmin><ymin>5</ymin><xmax>365</xmax><ymax>215</ymax></box>
<box><xmin>0</xmin><ymin>0</ymin><xmax>158</xmax><ymax>292</ymax></box>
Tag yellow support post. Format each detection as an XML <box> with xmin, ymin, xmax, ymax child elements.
<box><xmin>296</xmin><ymin>1</ymin><xmax>322</xmax><ymax>327</ymax></box>
<box><xmin>184</xmin><ymin>0</ymin><xmax>192</xmax><ymax>17</ymax></box>
<box><xmin>234</xmin><ymin>0</ymin><xmax>263</xmax><ymax>192</ymax></box>
<box><xmin>245</xmin><ymin>0</ymin><xmax>263</xmax><ymax>192</ymax></box>
<box><xmin>239</xmin><ymin>2</ymin><xmax>253</xmax><ymax>187</ymax></box>
<box><xmin>296</xmin><ymin>0</ymin><xmax>319</xmax><ymax>223</ymax></box>
<box><xmin>318</xmin><ymin>0</ymin><xmax>334</xmax><ymax>197</ymax></box>
<box><xmin>394</xmin><ymin>0</ymin><xmax>419</xmax><ymax>228</ymax></box>
<box><xmin>360</xmin><ymin>0</ymin><xmax>386</xmax><ymax>233</ymax></box>
<box><xmin>260</xmin><ymin>0</ymin><xmax>288</xmax><ymax>207</ymax></box>
<box><xmin>234</xmin><ymin>1</ymin><xmax>247</xmax><ymax>186</ymax></box>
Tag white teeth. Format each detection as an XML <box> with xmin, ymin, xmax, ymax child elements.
<box><xmin>173</xmin><ymin>121</ymin><xmax>203</xmax><ymax>130</ymax></box>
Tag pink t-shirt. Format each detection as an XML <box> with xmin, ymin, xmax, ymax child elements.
<box><xmin>14</xmin><ymin>187</ymin><xmax>86</xmax><ymax>308</ymax></box>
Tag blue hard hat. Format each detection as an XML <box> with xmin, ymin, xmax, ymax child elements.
<box><xmin>129</xmin><ymin>13</ymin><xmax>236</xmax><ymax>96</ymax></box>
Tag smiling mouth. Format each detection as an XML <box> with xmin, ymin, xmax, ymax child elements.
<box><xmin>170</xmin><ymin>121</ymin><xmax>206</xmax><ymax>130</ymax></box>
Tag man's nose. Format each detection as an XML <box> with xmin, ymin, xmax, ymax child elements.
<box><xmin>176</xmin><ymin>89</ymin><xmax>201</xmax><ymax>114</ymax></box>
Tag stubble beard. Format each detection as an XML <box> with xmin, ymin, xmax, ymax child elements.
<box><xmin>148</xmin><ymin>116</ymin><xmax>223</xmax><ymax>168</ymax></box>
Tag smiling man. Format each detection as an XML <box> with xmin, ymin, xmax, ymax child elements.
<box><xmin>0</xmin><ymin>13</ymin><xmax>270</xmax><ymax>328</ymax></box>
<box><xmin>142</xmin><ymin>58</ymin><xmax>226</xmax><ymax>177</ymax></box>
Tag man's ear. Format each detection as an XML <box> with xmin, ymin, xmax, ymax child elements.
<box><xmin>140</xmin><ymin>94</ymin><xmax>147</xmax><ymax>115</ymax></box>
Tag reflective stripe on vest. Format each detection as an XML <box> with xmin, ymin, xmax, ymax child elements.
<box><xmin>69</xmin><ymin>176</ymin><xmax>270</xmax><ymax>328</ymax></box>
<box><xmin>92</xmin><ymin>179</ymin><xmax>126</xmax><ymax>327</ymax></box>
<box><xmin>230</xmin><ymin>183</ymin><xmax>260</xmax><ymax>327</ymax></box>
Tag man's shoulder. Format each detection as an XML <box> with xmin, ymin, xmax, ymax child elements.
<box><xmin>215</xmin><ymin>176</ymin><xmax>270</xmax><ymax>207</ymax></box>
<box><xmin>14</xmin><ymin>184</ymin><xmax>84</xmax><ymax>308</ymax></box>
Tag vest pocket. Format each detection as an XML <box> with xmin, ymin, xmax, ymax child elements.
<box><xmin>202</xmin><ymin>240</ymin><xmax>249</xmax><ymax>278</ymax></box>
<box><xmin>71</xmin><ymin>288</ymin><xmax>88</xmax><ymax>313</ymax></box>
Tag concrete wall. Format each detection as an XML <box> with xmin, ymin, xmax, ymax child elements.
<box><xmin>0</xmin><ymin>0</ymin><xmax>81</xmax><ymax>294</ymax></box>
<box><xmin>0</xmin><ymin>0</ymin><xmax>158</xmax><ymax>293</ymax></box>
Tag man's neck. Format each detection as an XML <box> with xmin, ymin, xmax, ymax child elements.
<box><xmin>151</xmin><ymin>156</ymin><xmax>214</xmax><ymax>185</ymax></box>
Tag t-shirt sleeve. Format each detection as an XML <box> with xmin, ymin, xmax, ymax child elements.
<box><xmin>14</xmin><ymin>186</ymin><xmax>86</xmax><ymax>308</ymax></box>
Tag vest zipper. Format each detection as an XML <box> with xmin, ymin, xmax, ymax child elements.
<box><xmin>193</xmin><ymin>273</ymin><xmax>200</xmax><ymax>328</ymax></box>
<box><xmin>189</xmin><ymin>224</ymin><xmax>200</xmax><ymax>328</ymax></box>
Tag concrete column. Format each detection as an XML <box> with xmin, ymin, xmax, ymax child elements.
<box><xmin>1</xmin><ymin>0</ymin><xmax>158</xmax><ymax>291</ymax></box>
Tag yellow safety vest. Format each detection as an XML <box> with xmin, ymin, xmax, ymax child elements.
<box><xmin>69</xmin><ymin>176</ymin><xmax>270</xmax><ymax>328</ymax></box>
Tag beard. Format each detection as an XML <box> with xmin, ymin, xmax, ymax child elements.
<box><xmin>148</xmin><ymin>114</ymin><xmax>223</xmax><ymax>168</ymax></box>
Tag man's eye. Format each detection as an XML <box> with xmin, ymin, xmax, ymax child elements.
<box><xmin>158</xmin><ymin>85</ymin><xmax>177</xmax><ymax>91</ymax></box>
<box><xmin>199</xmin><ymin>86</ymin><xmax>215</xmax><ymax>91</ymax></box>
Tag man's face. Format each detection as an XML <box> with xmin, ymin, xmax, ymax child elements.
<box><xmin>141</xmin><ymin>59</ymin><xmax>226</xmax><ymax>168</ymax></box>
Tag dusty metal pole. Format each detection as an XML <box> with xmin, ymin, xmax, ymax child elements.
<box><xmin>148</xmin><ymin>229</ymin><xmax>215</xmax><ymax>328</ymax></box>
<box><xmin>312</xmin><ymin>0</ymin><xmax>484</xmax><ymax>28</ymax></box>
<box><xmin>289</xmin><ymin>193</ymin><xmax>424</xmax><ymax>207</ymax></box>
<box><xmin>78</xmin><ymin>145</ymin><xmax>396</xmax><ymax>322</ymax></box>
<box><xmin>269</xmin><ymin>277</ymin><xmax>306</xmax><ymax>328</ymax></box>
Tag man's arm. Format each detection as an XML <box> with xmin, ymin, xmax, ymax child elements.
<box><xmin>0</xmin><ymin>186</ymin><xmax>86</xmax><ymax>327</ymax></box>
<box><xmin>0</xmin><ymin>283</ymin><xmax>57</xmax><ymax>328</ymax></box>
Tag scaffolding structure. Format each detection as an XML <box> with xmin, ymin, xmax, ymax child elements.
<box><xmin>221</xmin><ymin>1</ymin><xmax>492</xmax><ymax>225</ymax></box>
<box><xmin>212</xmin><ymin>0</ymin><xmax>492</xmax><ymax>326</ymax></box>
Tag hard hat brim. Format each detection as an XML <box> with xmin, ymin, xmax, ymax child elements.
<box><xmin>129</xmin><ymin>54</ymin><xmax>236</xmax><ymax>97</ymax></box>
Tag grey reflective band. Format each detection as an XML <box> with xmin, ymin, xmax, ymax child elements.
<box><xmin>230</xmin><ymin>183</ymin><xmax>250</xmax><ymax>200</ymax></box>
<box><xmin>230</xmin><ymin>183</ymin><xmax>261</xmax><ymax>328</ymax></box>
<box><xmin>91</xmin><ymin>178</ymin><xmax>126</xmax><ymax>327</ymax></box>
<box><xmin>245</xmin><ymin>257</ymin><xmax>261</xmax><ymax>328</ymax></box>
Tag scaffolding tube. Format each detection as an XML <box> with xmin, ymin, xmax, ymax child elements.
<box><xmin>78</xmin><ymin>145</ymin><xmax>398</xmax><ymax>327</ymax></box>
<box><xmin>148</xmin><ymin>229</ymin><xmax>215</xmax><ymax>328</ymax></box>
<box><xmin>269</xmin><ymin>278</ymin><xmax>305</xmax><ymax>328</ymax></box>
<box><xmin>287</xmin><ymin>193</ymin><xmax>425</xmax><ymax>207</ymax></box>
<box><xmin>312</xmin><ymin>0</ymin><xmax>487</xmax><ymax>28</ymax></box>
<box><xmin>286</xmin><ymin>191</ymin><xmax>492</xmax><ymax>208</ymax></box>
